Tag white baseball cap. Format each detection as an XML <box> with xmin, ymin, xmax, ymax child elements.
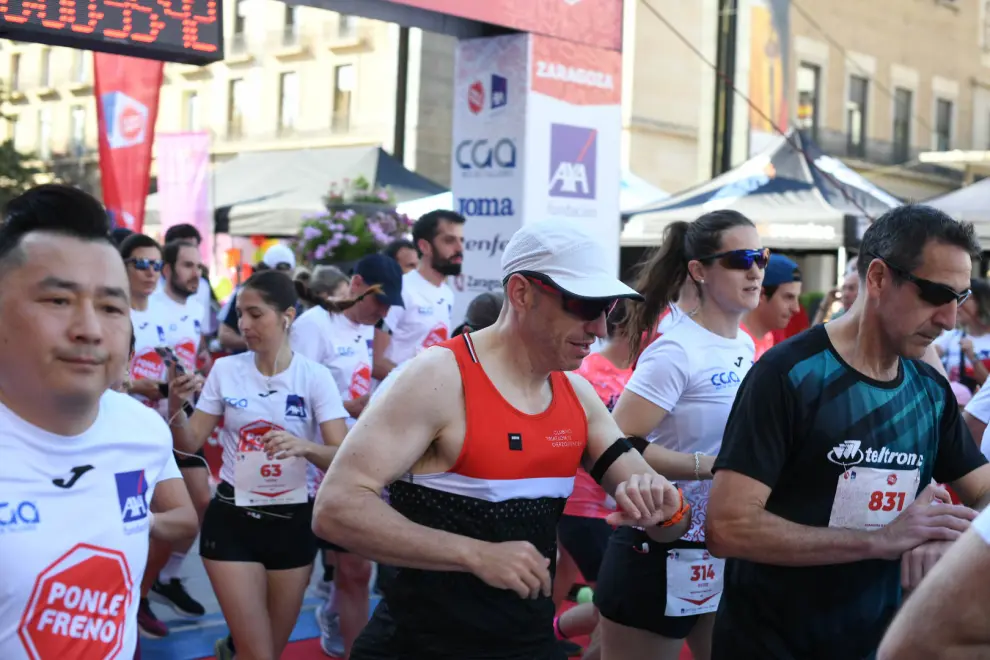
<box><xmin>500</xmin><ymin>220</ymin><xmax>643</xmax><ymax>301</ymax></box>
<box><xmin>263</xmin><ymin>244</ymin><xmax>296</xmax><ymax>270</ymax></box>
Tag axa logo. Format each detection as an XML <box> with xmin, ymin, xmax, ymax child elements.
<box><xmin>458</xmin><ymin>197</ymin><xmax>515</xmax><ymax>218</ymax></box>
<box><xmin>101</xmin><ymin>91</ymin><xmax>149</xmax><ymax>150</ymax></box>
<box><xmin>114</xmin><ymin>470</ymin><xmax>149</xmax><ymax>526</ymax></box>
<box><xmin>827</xmin><ymin>440</ymin><xmax>865</xmax><ymax>466</ymax></box>
<box><xmin>285</xmin><ymin>394</ymin><xmax>307</xmax><ymax>419</ymax></box>
<box><xmin>549</xmin><ymin>124</ymin><xmax>597</xmax><ymax>200</ymax></box>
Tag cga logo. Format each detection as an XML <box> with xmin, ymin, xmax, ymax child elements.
<box><xmin>0</xmin><ymin>501</ymin><xmax>40</xmax><ymax>533</ymax></box>
<box><xmin>456</xmin><ymin>138</ymin><xmax>517</xmax><ymax>176</ymax></box>
<box><xmin>458</xmin><ymin>197</ymin><xmax>515</xmax><ymax>218</ymax></box>
<box><xmin>827</xmin><ymin>440</ymin><xmax>865</xmax><ymax>466</ymax></box>
<box><xmin>709</xmin><ymin>371</ymin><xmax>740</xmax><ymax>390</ymax></box>
<box><xmin>101</xmin><ymin>92</ymin><xmax>148</xmax><ymax>150</ymax></box>
<box><xmin>224</xmin><ymin>397</ymin><xmax>248</xmax><ymax>409</ymax></box>
<box><xmin>549</xmin><ymin>124</ymin><xmax>597</xmax><ymax>199</ymax></box>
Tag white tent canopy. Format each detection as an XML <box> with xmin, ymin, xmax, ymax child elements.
<box><xmin>924</xmin><ymin>178</ymin><xmax>990</xmax><ymax>246</ymax></box>
<box><xmin>396</xmin><ymin>170</ymin><xmax>669</xmax><ymax>219</ymax></box>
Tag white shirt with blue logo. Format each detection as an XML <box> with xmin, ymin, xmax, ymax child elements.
<box><xmin>384</xmin><ymin>270</ymin><xmax>454</xmax><ymax>365</ymax></box>
<box><xmin>624</xmin><ymin>314</ymin><xmax>754</xmax><ymax>542</ymax></box>
<box><xmin>290</xmin><ymin>307</ymin><xmax>375</xmax><ymax>421</ymax></box>
<box><xmin>149</xmin><ymin>289</ymin><xmax>204</xmax><ymax>373</ymax></box>
<box><xmin>196</xmin><ymin>352</ymin><xmax>347</xmax><ymax>496</ymax></box>
<box><xmin>0</xmin><ymin>391</ymin><xmax>180</xmax><ymax>660</ymax></box>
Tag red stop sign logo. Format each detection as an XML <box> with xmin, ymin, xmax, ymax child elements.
<box><xmin>239</xmin><ymin>420</ymin><xmax>284</xmax><ymax>452</ymax></box>
<box><xmin>349</xmin><ymin>363</ymin><xmax>371</xmax><ymax>400</ymax></box>
<box><xmin>468</xmin><ymin>80</ymin><xmax>484</xmax><ymax>114</ymax></box>
<box><xmin>174</xmin><ymin>340</ymin><xmax>197</xmax><ymax>372</ymax></box>
<box><xmin>18</xmin><ymin>543</ymin><xmax>133</xmax><ymax>660</ymax></box>
<box><xmin>422</xmin><ymin>324</ymin><xmax>449</xmax><ymax>350</ymax></box>
<box><xmin>119</xmin><ymin>106</ymin><xmax>144</xmax><ymax>142</ymax></box>
<box><xmin>130</xmin><ymin>348</ymin><xmax>165</xmax><ymax>382</ymax></box>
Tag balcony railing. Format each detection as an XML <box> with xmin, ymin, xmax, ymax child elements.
<box><xmin>814</xmin><ymin>128</ymin><xmax>963</xmax><ymax>181</ymax></box>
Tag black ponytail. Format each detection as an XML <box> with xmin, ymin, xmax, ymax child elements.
<box><xmin>294</xmin><ymin>279</ymin><xmax>382</xmax><ymax>314</ymax></box>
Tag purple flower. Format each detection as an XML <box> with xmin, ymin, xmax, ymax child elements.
<box><xmin>302</xmin><ymin>225</ymin><xmax>322</xmax><ymax>241</ymax></box>
<box><xmin>344</xmin><ymin>235</ymin><xmax>359</xmax><ymax>245</ymax></box>
<box><xmin>314</xmin><ymin>244</ymin><xmax>329</xmax><ymax>261</ymax></box>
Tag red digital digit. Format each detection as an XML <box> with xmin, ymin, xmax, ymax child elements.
<box><xmin>868</xmin><ymin>491</ymin><xmax>884</xmax><ymax>511</ymax></box>
<box><xmin>260</xmin><ymin>464</ymin><xmax>282</xmax><ymax>478</ymax></box>
<box><xmin>690</xmin><ymin>565</ymin><xmax>702</xmax><ymax>581</ymax></box>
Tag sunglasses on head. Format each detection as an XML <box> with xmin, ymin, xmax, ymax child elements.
<box><xmin>868</xmin><ymin>252</ymin><xmax>972</xmax><ymax>307</ymax></box>
<box><xmin>126</xmin><ymin>258</ymin><xmax>163</xmax><ymax>272</ymax></box>
<box><xmin>695</xmin><ymin>248</ymin><xmax>771</xmax><ymax>271</ymax></box>
<box><xmin>518</xmin><ymin>271</ymin><xmax>620</xmax><ymax>322</ymax></box>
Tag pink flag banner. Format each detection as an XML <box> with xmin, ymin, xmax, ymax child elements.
<box><xmin>156</xmin><ymin>131</ymin><xmax>213</xmax><ymax>261</ymax></box>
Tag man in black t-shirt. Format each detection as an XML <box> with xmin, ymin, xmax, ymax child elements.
<box><xmin>707</xmin><ymin>205</ymin><xmax>990</xmax><ymax>660</ymax></box>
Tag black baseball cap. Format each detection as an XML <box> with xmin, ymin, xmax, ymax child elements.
<box><xmin>354</xmin><ymin>253</ymin><xmax>404</xmax><ymax>307</ymax></box>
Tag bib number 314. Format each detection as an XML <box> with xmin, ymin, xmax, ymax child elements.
<box><xmin>234</xmin><ymin>450</ymin><xmax>307</xmax><ymax>507</ymax></box>
<box><xmin>828</xmin><ymin>467</ymin><xmax>920</xmax><ymax>531</ymax></box>
<box><xmin>664</xmin><ymin>549</ymin><xmax>725</xmax><ymax>617</ymax></box>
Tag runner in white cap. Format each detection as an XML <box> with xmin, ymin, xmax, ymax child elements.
<box><xmin>315</xmin><ymin>219</ymin><xmax>690</xmax><ymax>660</ymax></box>
<box><xmin>0</xmin><ymin>184</ymin><xmax>198</xmax><ymax>660</ymax></box>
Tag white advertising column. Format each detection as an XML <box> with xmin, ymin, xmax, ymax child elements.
<box><xmin>450</xmin><ymin>33</ymin><xmax>623</xmax><ymax>324</ymax></box>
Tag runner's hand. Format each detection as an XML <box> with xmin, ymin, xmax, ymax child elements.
<box><xmin>166</xmin><ymin>365</ymin><xmax>198</xmax><ymax>418</ymax></box>
<box><xmin>468</xmin><ymin>541</ymin><xmax>552</xmax><ymax>599</ymax></box>
<box><xmin>262</xmin><ymin>431</ymin><xmax>311</xmax><ymax>461</ymax></box>
<box><xmin>606</xmin><ymin>473</ymin><xmax>682</xmax><ymax>527</ymax></box>
<box><xmin>129</xmin><ymin>379</ymin><xmax>165</xmax><ymax>401</ymax></box>
<box><xmin>875</xmin><ymin>485</ymin><xmax>976</xmax><ymax>560</ymax></box>
<box><xmin>900</xmin><ymin>540</ymin><xmax>953</xmax><ymax>591</ymax></box>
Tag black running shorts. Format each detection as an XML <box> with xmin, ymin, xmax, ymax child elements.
<box><xmin>557</xmin><ymin>514</ymin><xmax>613</xmax><ymax>583</ymax></box>
<box><xmin>199</xmin><ymin>482</ymin><xmax>316</xmax><ymax>571</ymax></box>
<box><xmin>595</xmin><ymin>526</ymin><xmax>708</xmax><ymax>639</ymax></box>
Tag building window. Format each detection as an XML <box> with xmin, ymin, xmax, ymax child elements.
<box><xmin>935</xmin><ymin>99</ymin><xmax>953</xmax><ymax>151</ymax></box>
<box><xmin>38</xmin><ymin>107</ymin><xmax>51</xmax><ymax>160</ymax></box>
<box><xmin>234</xmin><ymin>0</ymin><xmax>247</xmax><ymax>35</ymax></box>
<box><xmin>72</xmin><ymin>50</ymin><xmax>86</xmax><ymax>83</ymax></box>
<box><xmin>183</xmin><ymin>91</ymin><xmax>200</xmax><ymax>131</ymax></box>
<box><xmin>332</xmin><ymin>64</ymin><xmax>354</xmax><ymax>132</ymax></box>
<box><xmin>40</xmin><ymin>48</ymin><xmax>52</xmax><ymax>87</ymax></box>
<box><xmin>338</xmin><ymin>14</ymin><xmax>356</xmax><ymax>38</ymax></box>
<box><xmin>846</xmin><ymin>75</ymin><xmax>869</xmax><ymax>158</ymax></box>
<box><xmin>11</xmin><ymin>54</ymin><xmax>20</xmax><ymax>91</ymax></box>
<box><xmin>70</xmin><ymin>106</ymin><xmax>85</xmax><ymax>155</ymax></box>
<box><xmin>796</xmin><ymin>63</ymin><xmax>820</xmax><ymax>139</ymax></box>
<box><xmin>284</xmin><ymin>5</ymin><xmax>298</xmax><ymax>43</ymax></box>
<box><xmin>227</xmin><ymin>79</ymin><xmax>245</xmax><ymax>138</ymax></box>
<box><xmin>278</xmin><ymin>72</ymin><xmax>299</xmax><ymax>134</ymax></box>
<box><xmin>892</xmin><ymin>87</ymin><xmax>912</xmax><ymax>163</ymax></box>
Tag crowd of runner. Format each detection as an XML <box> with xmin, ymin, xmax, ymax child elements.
<box><xmin>2</xmin><ymin>183</ymin><xmax>990</xmax><ymax>660</ymax></box>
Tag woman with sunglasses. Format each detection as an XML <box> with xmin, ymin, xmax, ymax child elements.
<box><xmin>166</xmin><ymin>271</ymin><xmax>350</xmax><ymax>660</ymax></box>
<box><xmin>594</xmin><ymin>210</ymin><xmax>765</xmax><ymax>660</ymax></box>
<box><xmin>290</xmin><ymin>253</ymin><xmax>406</xmax><ymax>659</ymax></box>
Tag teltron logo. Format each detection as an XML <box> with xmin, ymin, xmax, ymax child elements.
<box><xmin>549</xmin><ymin>124</ymin><xmax>597</xmax><ymax>199</ymax></box>
<box><xmin>827</xmin><ymin>440</ymin><xmax>865</xmax><ymax>466</ymax></box>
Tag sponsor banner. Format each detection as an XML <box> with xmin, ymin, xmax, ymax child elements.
<box><xmin>94</xmin><ymin>53</ymin><xmax>163</xmax><ymax>233</ymax></box>
<box><xmin>526</xmin><ymin>34</ymin><xmax>622</xmax><ymax>277</ymax></box>
<box><xmin>530</xmin><ymin>36</ymin><xmax>622</xmax><ymax>106</ymax></box>
<box><xmin>381</xmin><ymin>0</ymin><xmax>622</xmax><ymax>51</ymax></box>
<box><xmin>451</xmin><ymin>35</ymin><xmax>528</xmax><ymax>325</ymax></box>
<box><xmin>155</xmin><ymin>132</ymin><xmax>212</xmax><ymax>262</ymax></box>
<box><xmin>747</xmin><ymin>0</ymin><xmax>790</xmax><ymax>156</ymax></box>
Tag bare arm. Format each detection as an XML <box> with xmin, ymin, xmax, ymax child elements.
<box><xmin>951</xmin><ymin>463</ymin><xmax>990</xmax><ymax>511</ymax></box>
<box><xmin>306</xmin><ymin>419</ymin><xmax>347</xmax><ymax>471</ymax></box>
<box><xmin>218</xmin><ymin>324</ymin><xmax>247</xmax><ymax>352</ymax></box>
<box><xmin>611</xmin><ymin>389</ymin><xmax>715</xmax><ymax>481</ymax></box>
<box><xmin>879</xmin><ymin>528</ymin><xmax>990</xmax><ymax>660</ymax></box>
<box><xmin>372</xmin><ymin>327</ymin><xmax>397</xmax><ymax>380</ymax></box>
<box><xmin>149</xmin><ymin>477</ymin><xmax>198</xmax><ymax>543</ymax></box>
<box><xmin>924</xmin><ymin>342</ymin><xmax>947</xmax><ymax>375</ymax></box>
<box><xmin>963</xmin><ymin>412</ymin><xmax>987</xmax><ymax>453</ymax></box>
<box><xmin>568</xmin><ymin>374</ymin><xmax>690</xmax><ymax>541</ymax></box>
<box><xmin>171</xmin><ymin>409</ymin><xmax>222</xmax><ymax>454</ymax></box>
<box><xmin>313</xmin><ymin>348</ymin><xmax>484</xmax><ymax>571</ymax></box>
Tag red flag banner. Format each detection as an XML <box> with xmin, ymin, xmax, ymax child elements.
<box><xmin>94</xmin><ymin>53</ymin><xmax>164</xmax><ymax>233</ymax></box>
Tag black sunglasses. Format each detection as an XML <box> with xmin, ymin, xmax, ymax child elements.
<box><xmin>515</xmin><ymin>271</ymin><xmax>620</xmax><ymax>322</ymax></box>
<box><xmin>695</xmin><ymin>248</ymin><xmax>771</xmax><ymax>271</ymax></box>
<box><xmin>868</xmin><ymin>252</ymin><xmax>971</xmax><ymax>307</ymax></box>
<box><xmin>126</xmin><ymin>258</ymin><xmax>163</xmax><ymax>272</ymax></box>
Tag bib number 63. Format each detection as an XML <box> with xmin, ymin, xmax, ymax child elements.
<box><xmin>260</xmin><ymin>463</ymin><xmax>282</xmax><ymax>478</ymax></box>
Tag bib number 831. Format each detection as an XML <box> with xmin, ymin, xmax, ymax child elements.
<box><xmin>868</xmin><ymin>491</ymin><xmax>906</xmax><ymax>512</ymax></box>
<box><xmin>260</xmin><ymin>464</ymin><xmax>282</xmax><ymax>478</ymax></box>
<box><xmin>691</xmin><ymin>563</ymin><xmax>716</xmax><ymax>581</ymax></box>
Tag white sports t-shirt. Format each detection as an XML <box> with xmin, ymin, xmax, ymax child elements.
<box><xmin>196</xmin><ymin>352</ymin><xmax>347</xmax><ymax>496</ymax></box>
<box><xmin>157</xmin><ymin>276</ymin><xmax>213</xmax><ymax>334</ymax></box>
<box><xmin>290</xmin><ymin>307</ymin><xmax>375</xmax><ymax>415</ymax></box>
<box><xmin>0</xmin><ymin>391</ymin><xmax>181</xmax><ymax>660</ymax></box>
<box><xmin>965</xmin><ymin>382</ymin><xmax>990</xmax><ymax>424</ymax></box>
<box><xmin>973</xmin><ymin>501</ymin><xmax>990</xmax><ymax>545</ymax></box>
<box><xmin>129</xmin><ymin>306</ymin><xmax>170</xmax><ymax>413</ymax></box>
<box><xmin>625</xmin><ymin>314</ymin><xmax>755</xmax><ymax>542</ymax></box>
<box><xmin>370</xmin><ymin>360</ymin><xmax>410</xmax><ymax>404</ymax></box>
<box><xmin>384</xmin><ymin>270</ymin><xmax>453</xmax><ymax>365</ymax></box>
<box><xmin>150</xmin><ymin>290</ymin><xmax>204</xmax><ymax>372</ymax></box>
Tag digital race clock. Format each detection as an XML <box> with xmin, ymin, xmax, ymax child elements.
<box><xmin>0</xmin><ymin>0</ymin><xmax>222</xmax><ymax>65</ymax></box>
